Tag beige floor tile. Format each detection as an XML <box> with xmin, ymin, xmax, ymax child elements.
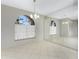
<box><xmin>2</xmin><ymin>40</ymin><xmax>77</xmax><ymax>59</ymax></box>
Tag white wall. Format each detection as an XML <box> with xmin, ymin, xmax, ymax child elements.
<box><xmin>1</xmin><ymin>4</ymin><xmax>45</xmax><ymax>48</ymax></box>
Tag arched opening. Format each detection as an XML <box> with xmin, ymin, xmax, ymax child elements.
<box><xmin>15</xmin><ymin>15</ymin><xmax>35</xmax><ymax>25</ymax></box>
<box><xmin>15</xmin><ymin>15</ymin><xmax>35</xmax><ymax>40</ymax></box>
<box><xmin>50</xmin><ymin>20</ymin><xmax>56</xmax><ymax>35</ymax></box>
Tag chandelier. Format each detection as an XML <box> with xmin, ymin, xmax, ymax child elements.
<box><xmin>30</xmin><ymin>0</ymin><xmax>39</xmax><ymax>19</ymax></box>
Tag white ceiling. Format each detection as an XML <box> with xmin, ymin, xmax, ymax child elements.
<box><xmin>1</xmin><ymin>0</ymin><xmax>78</xmax><ymax>19</ymax></box>
<box><xmin>49</xmin><ymin>4</ymin><xmax>78</xmax><ymax>19</ymax></box>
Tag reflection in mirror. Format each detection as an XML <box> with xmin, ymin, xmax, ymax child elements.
<box><xmin>50</xmin><ymin>20</ymin><xmax>56</xmax><ymax>35</ymax></box>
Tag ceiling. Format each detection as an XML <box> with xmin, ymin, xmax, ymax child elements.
<box><xmin>1</xmin><ymin>0</ymin><xmax>78</xmax><ymax>19</ymax></box>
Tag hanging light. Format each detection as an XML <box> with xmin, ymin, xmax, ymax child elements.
<box><xmin>30</xmin><ymin>0</ymin><xmax>39</xmax><ymax>19</ymax></box>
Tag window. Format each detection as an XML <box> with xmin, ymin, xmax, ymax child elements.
<box><xmin>50</xmin><ymin>20</ymin><xmax>56</xmax><ymax>35</ymax></box>
<box><xmin>15</xmin><ymin>15</ymin><xmax>35</xmax><ymax>40</ymax></box>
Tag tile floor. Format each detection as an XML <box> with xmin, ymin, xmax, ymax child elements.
<box><xmin>46</xmin><ymin>37</ymin><xmax>78</xmax><ymax>50</ymax></box>
<box><xmin>2</xmin><ymin>40</ymin><xmax>77</xmax><ymax>59</ymax></box>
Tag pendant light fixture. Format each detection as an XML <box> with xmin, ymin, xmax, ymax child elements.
<box><xmin>30</xmin><ymin>0</ymin><xmax>39</xmax><ymax>19</ymax></box>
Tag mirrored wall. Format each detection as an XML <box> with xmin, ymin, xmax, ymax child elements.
<box><xmin>44</xmin><ymin>18</ymin><xmax>78</xmax><ymax>50</ymax></box>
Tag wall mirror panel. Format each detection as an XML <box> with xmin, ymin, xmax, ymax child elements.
<box><xmin>44</xmin><ymin>18</ymin><xmax>78</xmax><ymax>50</ymax></box>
